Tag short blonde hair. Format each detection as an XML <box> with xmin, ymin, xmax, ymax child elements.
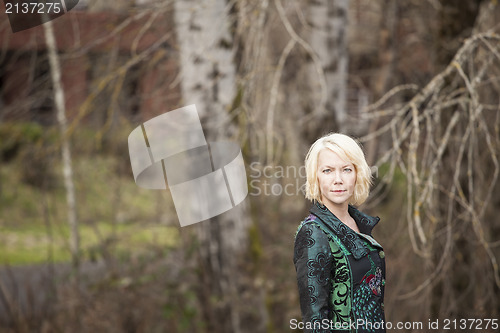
<box><xmin>304</xmin><ymin>133</ymin><xmax>372</xmax><ymax>206</ymax></box>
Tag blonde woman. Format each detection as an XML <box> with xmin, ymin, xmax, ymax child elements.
<box><xmin>294</xmin><ymin>133</ymin><xmax>386</xmax><ymax>333</ymax></box>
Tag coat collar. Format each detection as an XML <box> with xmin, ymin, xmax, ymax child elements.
<box><xmin>309</xmin><ymin>201</ymin><xmax>381</xmax><ymax>259</ymax></box>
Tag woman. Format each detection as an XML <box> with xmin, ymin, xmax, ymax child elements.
<box><xmin>294</xmin><ymin>133</ymin><xmax>386</xmax><ymax>333</ymax></box>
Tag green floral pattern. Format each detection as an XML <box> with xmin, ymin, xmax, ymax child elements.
<box><xmin>294</xmin><ymin>202</ymin><xmax>386</xmax><ymax>333</ymax></box>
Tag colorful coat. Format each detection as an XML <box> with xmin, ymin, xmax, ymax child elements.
<box><xmin>294</xmin><ymin>201</ymin><xmax>386</xmax><ymax>333</ymax></box>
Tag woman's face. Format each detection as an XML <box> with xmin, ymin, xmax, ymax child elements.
<box><xmin>317</xmin><ymin>148</ymin><xmax>357</xmax><ymax>210</ymax></box>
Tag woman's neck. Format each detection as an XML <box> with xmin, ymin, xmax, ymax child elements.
<box><xmin>323</xmin><ymin>201</ymin><xmax>349</xmax><ymax>221</ymax></box>
<box><xmin>323</xmin><ymin>201</ymin><xmax>359</xmax><ymax>233</ymax></box>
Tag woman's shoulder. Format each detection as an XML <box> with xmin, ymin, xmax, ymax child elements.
<box><xmin>294</xmin><ymin>213</ymin><xmax>333</xmax><ymax>245</ymax></box>
<box><xmin>294</xmin><ymin>213</ymin><xmax>319</xmax><ymax>236</ymax></box>
<box><xmin>293</xmin><ymin>213</ymin><xmax>334</xmax><ymax>262</ymax></box>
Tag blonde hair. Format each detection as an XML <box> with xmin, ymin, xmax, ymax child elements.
<box><xmin>304</xmin><ymin>133</ymin><xmax>372</xmax><ymax>206</ymax></box>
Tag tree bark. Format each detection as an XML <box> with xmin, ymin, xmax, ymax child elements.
<box><xmin>174</xmin><ymin>1</ymin><xmax>251</xmax><ymax>332</ymax></box>
<box><xmin>307</xmin><ymin>0</ymin><xmax>349</xmax><ymax>131</ymax></box>
<box><xmin>43</xmin><ymin>20</ymin><xmax>80</xmax><ymax>275</ymax></box>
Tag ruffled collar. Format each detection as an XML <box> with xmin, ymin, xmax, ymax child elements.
<box><xmin>309</xmin><ymin>201</ymin><xmax>381</xmax><ymax>259</ymax></box>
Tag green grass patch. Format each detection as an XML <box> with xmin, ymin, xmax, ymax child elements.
<box><xmin>0</xmin><ymin>221</ymin><xmax>179</xmax><ymax>266</ymax></box>
<box><xmin>0</xmin><ymin>146</ymin><xmax>180</xmax><ymax>266</ymax></box>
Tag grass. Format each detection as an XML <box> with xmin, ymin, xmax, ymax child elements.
<box><xmin>0</xmin><ymin>222</ymin><xmax>179</xmax><ymax>265</ymax></box>
<box><xmin>0</xmin><ymin>148</ymin><xmax>180</xmax><ymax>266</ymax></box>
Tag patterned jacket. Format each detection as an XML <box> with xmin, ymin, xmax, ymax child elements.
<box><xmin>294</xmin><ymin>201</ymin><xmax>386</xmax><ymax>333</ymax></box>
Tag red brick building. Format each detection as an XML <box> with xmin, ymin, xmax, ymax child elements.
<box><xmin>0</xmin><ymin>6</ymin><xmax>180</xmax><ymax>126</ymax></box>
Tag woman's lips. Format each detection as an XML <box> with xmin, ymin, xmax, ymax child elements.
<box><xmin>331</xmin><ymin>190</ymin><xmax>346</xmax><ymax>193</ymax></box>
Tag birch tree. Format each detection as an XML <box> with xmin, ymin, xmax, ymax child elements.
<box><xmin>43</xmin><ymin>21</ymin><xmax>80</xmax><ymax>274</ymax></box>
<box><xmin>307</xmin><ymin>0</ymin><xmax>349</xmax><ymax>130</ymax></box>
<box><xmin>174</xmin><ymin>1</ymin><xmax>251</xmax><ymax>332</ymax></box>
<box><xmin>265</xmin><ymin>0</ymin><xmax>350</xmax><ymax>163</ymax></box>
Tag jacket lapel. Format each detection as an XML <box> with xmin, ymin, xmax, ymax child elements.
<box><xmin>310</xmin><ymin>201</ymin><xmax>380</xmax><ymax>260</ymax></box>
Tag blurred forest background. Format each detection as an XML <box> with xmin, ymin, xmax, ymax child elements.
<box><xmin>0</xmin><ymin>0</ymin><xmax>500</xmax><ymax>332</ymax></box>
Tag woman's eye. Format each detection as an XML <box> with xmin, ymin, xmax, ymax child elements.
<box><xmin>323</xmin><ymin>169</ymin><xmax>331</xmax><ymax>174</ymax></box>
<box><xmin>344</xmin><ymin>168</ymin><xmax>352</xmax><ymax>172</ymax></box>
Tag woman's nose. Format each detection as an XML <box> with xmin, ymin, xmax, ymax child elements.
<box><xmin>333</xmin><ymin>171</ymin><xmax>343</xmax><ymax>184</ymax></box>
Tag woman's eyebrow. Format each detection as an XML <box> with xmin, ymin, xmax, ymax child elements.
<box><xmin>319</xmin><ymin>164</ymin><xmax>337</xmax><ymax>169</ymax></box>
<box><xmin>320</xmin><ymin>163</ymin><xmax>352</xmax><ymax>168</ymax></box>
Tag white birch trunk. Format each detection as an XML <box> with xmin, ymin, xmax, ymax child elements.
<box><xmin>174</xmin><ymin>1</ymin><xmax>250</xmax><ymax>332</ymax></box>
<box><xmin>174</xmin><ymin>0</ymin><xmax>236</xmax><ymax>132</ymax></box>
<box><xmin>308</xmin><ymin>0</ymin><xmax>349</xmax><ymax>130</ymax></box>
<box><xmin>43</xmin><ymin>21</ymin><xmax>80</xmax><ymax>273</ymax></box>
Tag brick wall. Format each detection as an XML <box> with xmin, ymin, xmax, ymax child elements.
<box><xmin>0</xmin><ymin>9</ymin><xmax>180</xmax><ymax>125</ymax></box>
